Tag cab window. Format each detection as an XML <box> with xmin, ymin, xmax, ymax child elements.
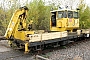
<box><xmin>58</xmin><ymin>11</ymin><xmax>63</xmax><ymax>18</ymax></box>
<box><xmin>58</xmin><ymin>11</ymin><xmax>67</xmax><ymax>18</ymax></box>
<box><xmin>73</xmin><ymin>12</ymin><xmax>78</xmax><ymax>19</ymax></box>
<box><xmin>68</xmin><ymin>11</ymin><xmax>73</xmax><ymax>18</ymax></box>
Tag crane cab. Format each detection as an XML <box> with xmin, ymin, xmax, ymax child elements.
<box><xmin>50</xmin><ymin>9</ymin><xmax>79</xmax><ymax>32</ymax></box>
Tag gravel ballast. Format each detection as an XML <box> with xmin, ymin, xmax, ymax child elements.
<box><xmin>0</xmin><ymin>39</ymin><xmax>90</xmax><ymax>60</ymax></box>
<box><xmin>44</xmin><ymin>39</ymin><xmax>90</xmax><ymax>60</ymax></box>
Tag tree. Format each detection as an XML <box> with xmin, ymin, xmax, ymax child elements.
<box><xmin>27</xmin><ymin>0</ymin><xmax>51</xmax><ymax>30</ymax></box>
<box><xmin>0</xmin><ymin>7</ymin><xmax>6</xmax><ymax>35</ymax></box>
<box><xmin>79</xmin><ymin>4</ymin><xmax>90</xmax><ymax>29</ymax></box>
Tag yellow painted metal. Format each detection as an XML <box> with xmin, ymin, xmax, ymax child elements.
<box><xmin>4</xmin><ymin>6</ymin><xmax>34</xmax><ymax>41</ymax></box>
<box><xmin>4</xmin><ymin>8</ymin><xmax>27</xmax><ymax>39</ymax></box>
<box><xmin>14</xmin><ymin>31</ymin><xmax>34</xmax><ymax>41</ymax></box>
<box><xmin>8</xmin><ymin>40</ymin><xmax>12</xmax><ymax>47</ymax></box>
<box><xmin>50</xmin><ymin>10</ymin><xmax>79</xmax><ymax>32</ymax></box>
<box><xmin>24</xmin><ymin>42</ymin><xmax>29</xmax><ymax>53</ymax></box>
<box><xmin>50</xmin><ymin>18</ymin><xmax>79</xmax><ymax>31</ymax></box>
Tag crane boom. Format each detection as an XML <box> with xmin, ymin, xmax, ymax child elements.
<box><xmin>4</xmin><ymin>6</ymin><xmax>28</xmax><ymax>39</ymax></box>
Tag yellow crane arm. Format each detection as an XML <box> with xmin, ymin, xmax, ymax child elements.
<box><xmin>4</xmin><ymin>6</ymin><xmax>28</xmax><ymax>39</ymax></box>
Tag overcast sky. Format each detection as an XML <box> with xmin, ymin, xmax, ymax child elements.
<box><xmin>85</xmin><ymin>0</ymin><xmax>90</xmax><ymax>5</ymax></box>
<box><xmin>0</xmin><ymin>0</ymin><xmax>90</xmax><ymax>9</ymax></box>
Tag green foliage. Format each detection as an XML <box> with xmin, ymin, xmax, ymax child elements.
<box><xmin>0</xmin><ymin>0</ymin><xmax>90</xmax><ymax>36</ymax></box>
<box><xmin>27</xmin><ymin>0</ymin><xmax>51</xmax><ymax>30</ymax></box>
<box><xmin>0</xmin><ymin>7</ymin><xmax>6</xmax><ymax>35</ymax></box>
<box><xmin>0</xmin><ymin>5</ymin><xmax>14</xmax><ymax>35</ymax></box>
<box><xmin>79</xmin><ymin>4</ymin><xmax>90</xmax><ymax>29</ymax></box>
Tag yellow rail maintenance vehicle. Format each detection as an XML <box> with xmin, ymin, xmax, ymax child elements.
<box><xmin>50</xmin><ymin>8</ymin><xmax>79</xmax><ymax>32</ymax></box>
<box><xmin>1</xmin><ymin>6</ymin><xmax>89</xmax><ymax>53</ymax></box>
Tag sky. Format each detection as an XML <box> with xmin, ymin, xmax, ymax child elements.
<box><xmin>0</xmin><ymin>0</ymin><xmax>90</xmax><ymax>9</ymax></box>
<box><xmin>85</xmin><ymin>0</ymin><xmax>90</xmax><ymax>5</ymax></box>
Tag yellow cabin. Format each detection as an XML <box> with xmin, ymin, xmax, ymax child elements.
<box><xmin>50</xmin><ymin>9</ymin><xmax>79</xmax><ymax>32</ymax></box>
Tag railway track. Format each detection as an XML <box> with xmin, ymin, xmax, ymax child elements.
<box><xmin>40</xmin><ymin>38</ymin><xmax>90</xmax><ymax>60</ymax></box>
<box><xmin>0</xmin><ymin>37</ymin><xmax>90</xmax><ymax>60</ymax></box>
